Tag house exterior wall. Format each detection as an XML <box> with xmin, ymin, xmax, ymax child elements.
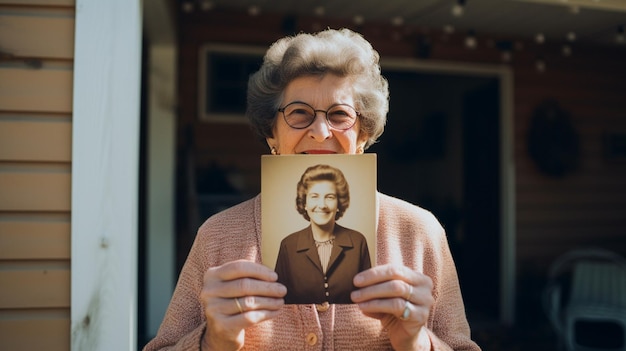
<box><xmin>0</xmin><ymin>1</ymin><xmax>74</xmax><ymax>350</ymax></box>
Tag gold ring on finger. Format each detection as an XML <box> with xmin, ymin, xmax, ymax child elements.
<box><xmin>405</xmin><ymin>285</ymin><xmax>413</xmax><ymax>301</ymax></box>
<box><xmin>234</xmin><ymin>297</ymin><xmax>244</xmax><ymax>314</ymax></box>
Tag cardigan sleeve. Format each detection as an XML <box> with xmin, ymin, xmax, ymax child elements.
<box><xmin>426</xmin><ymin>221</ymin><xmax>480</xmax><ymax>351</ymax></box>
<box><xmin>143</xmin><ymin>198</ymin><xmax>261</xmax><ymax>350</ymax></box>
<box><xmin>377</xmin><ymin>194</ymin><xmax>481</xmax><ymax>351</ymax></box>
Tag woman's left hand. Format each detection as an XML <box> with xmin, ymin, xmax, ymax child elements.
<box><xmin>351</xmin><ymin>264</ymin><xmax>434</xmax><ymax>351</ymax></box>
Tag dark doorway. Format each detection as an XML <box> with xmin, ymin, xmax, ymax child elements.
<box><xmin>461</xmin><ymin>79</ymin><xmax>501</xmax><ymax>323</ymax></box>
<box><xmin>369</xmin><ymin>69</ymin><xmax>501</xmax><ymax>325</ymax></box>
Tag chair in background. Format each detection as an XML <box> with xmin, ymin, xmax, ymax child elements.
<box><xmin>543</xmin><ymin>248</ymin><xmax>626</xmax><ymax>351</ymax></box>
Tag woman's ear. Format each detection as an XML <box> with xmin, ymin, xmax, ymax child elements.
<box><xmin>356</xmin><ymin>134</ymin><xmax>369</xmax><ymax>154</ymax></box>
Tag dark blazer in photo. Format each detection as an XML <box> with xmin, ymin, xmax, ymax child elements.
<box><xmin>275</xmin><ymin>224</ymin><xmax>371</xmax><ymax>304</ymax></box>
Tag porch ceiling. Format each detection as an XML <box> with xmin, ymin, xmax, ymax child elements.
<box><xmin>174</xmin><ymin>0</ymin><xmax>626</xmax><ymax>47</ymax></box>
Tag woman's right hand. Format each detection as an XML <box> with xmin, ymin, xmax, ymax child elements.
<box><xmin>200</xmin><ymin>260</ymin><xmax>287</xmax><ymax>351</ymax></box>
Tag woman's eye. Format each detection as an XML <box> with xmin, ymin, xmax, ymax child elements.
<box><xmin>331</xmin><ymin>110</ymin><xmax>349</xmax><ymax>116</ymax></box>
<box><xmin>292</xmin><ymin>108</ymin><xmax>311</xmax><ymax>115</ymax></box>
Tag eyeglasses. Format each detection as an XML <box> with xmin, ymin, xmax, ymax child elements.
<box><xmin>278</xmin><ymin>101</ymin><xmax>360</xmax><ymax>130</ymax></box>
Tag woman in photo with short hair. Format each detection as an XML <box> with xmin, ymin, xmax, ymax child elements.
<box><xmin>275</xmin><ymin>164</ymin><xmax>371</xmax><ymax>305</ymax></box>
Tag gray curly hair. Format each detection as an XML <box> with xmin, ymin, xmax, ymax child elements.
<box><xmin>246</xmin><ymin>28</ymin><xmax>389</xmax><ymax>150</ymax></box>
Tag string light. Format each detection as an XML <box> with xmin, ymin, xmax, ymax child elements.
<box><xmin>391</xmin><ymin>16</ymin><xmax>404</xmax><ymax>26</ymax></box>
<box><xmin>566</xmin><ymin>31</ymin><xmax>577</xmax><ymax>42</ymax></box>
<box><xmin>535</xmin><ymin>33</ymin><xmax>545</xmax><ymax>44</ymax></box>
<box><xmin>178</xmin><ymin>0</ymin><xmax>624</xmax><ymax>71</ymax></box>
<box><xmin>451</xmin><ymin>0</ymin><xmax>466</xmax><ymax>17</ymax></box>
<box><xmin>199</xmin><ymin>0</ymin><xmax>214</xmax><ymax>11</ymax></box>
<box><xmin>496</xmin><ymin>41</ymin><xmax>513</xmax><ymax>62</ymax></box>
<box><xmin>353</xmin><ymin>15</ymin><xmax>365</xmax><ymax>26</ymax></box>
<box><xmin>464</xmin><ymin>29</ymin><xmax>477</xmax><ymax>49</ymax></box>
<box><xmin>562</xmin><ymin>44</ymin><xmax>572</xmax><ymax>56</ymax></box>
<box><xmin>182</xmin><ymin>1</ymin><xmax>194</xmax><ymax>13</ymax></box>
<box><xmin>535</xmin><ymin>57</ymin><xmax>546</xmax><ymax>73</ymax></box>
<box><xmin>248</xmin><ymin>5</ymin><xmax>260</xmax><ymax>16</ymax></box>
<box><xmin>440</xmin><ymin>25</ymin><xmax>454</xmax><ymax>42</ymax></box>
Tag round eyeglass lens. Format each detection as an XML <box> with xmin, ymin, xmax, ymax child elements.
<box><xmin>327</xmin><ymin>105</ymin><xmax>358</xmax><ymax>130</ymax></box>
<box><xmin>281</xmin><ymin>102</ymin><xmax>358</xmax><ymax>130</ymax></box>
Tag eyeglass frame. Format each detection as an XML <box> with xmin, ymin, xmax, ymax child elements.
<box><xmin>277</xmin><ymin>101</ymin><xmax>361</xmax><ymax>130</ymax></box>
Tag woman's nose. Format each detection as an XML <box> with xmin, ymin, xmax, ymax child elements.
<box><xmin>310</xmin><ymin>198</ymin><xmax>326</xmax><ymax>208</ymax></box>
<box><xmin>307</xmin><ymin>113</ymin><xmax>332</xmax><ymax>141</ymax></box>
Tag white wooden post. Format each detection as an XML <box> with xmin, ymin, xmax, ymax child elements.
<box><xmin>71</xmin><ymin>0</ymin><xmax>141</xmax><ymax>350</ymax></box>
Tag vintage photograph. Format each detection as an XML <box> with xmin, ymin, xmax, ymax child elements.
<box><xmin>262</xmin><ymin>154</ymin><xmax>377</xmax><ymax>304</ymax></box>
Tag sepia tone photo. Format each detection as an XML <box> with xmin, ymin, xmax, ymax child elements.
<box><xmin>262</xmin><ymin>154</ymin><xmax>377</xmax><ymax>304</ymax></box>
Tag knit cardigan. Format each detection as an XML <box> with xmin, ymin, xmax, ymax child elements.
<box><xmin>143</xmin><ymin>193</ymin><xmax>481</xmax><ymax>351</ymax></box>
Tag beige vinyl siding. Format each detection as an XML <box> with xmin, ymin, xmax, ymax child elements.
<box><xmin>0</xmin><ymin>120</ymin><xmax>72</xmax><ymax>162</ymax></box>
<box><xmin>0</xmin><ymin>2</ymin><xmax>74</xmax><ymax>351</ymax></box>
<box><xmin>0</xmin><ymin>0</ymin><xmax>73</xmax><ymax>5</ymax></box>
<box><xmin>0</xmin><ymin>317</ymin><xmax>70</xmax><ymax>350</ymax></box>
<box><xmin>0</xmin><ymin>68</ymin><xmax>73</xmax><ymax>112</ymax></box>
<box><xmin>0</xmin><ymin>11</ymin><xmax>74</xmax><ymax>59</ymax></box>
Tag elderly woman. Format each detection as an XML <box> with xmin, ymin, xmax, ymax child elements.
<box><xmin>275</xmin><ymin>164</ymin><xmax>371</xmax><ymax>305</ymax></box>
<box><xmin>144</xmin><ymin>28</ymin><xmax>480</xmax><ymax>351</ymax></box>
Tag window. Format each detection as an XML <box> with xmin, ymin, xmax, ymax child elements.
<box><xmin>198</xmin><ymin>44</ymin><xmax>264</xmax><ymax>122</ymax></box>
